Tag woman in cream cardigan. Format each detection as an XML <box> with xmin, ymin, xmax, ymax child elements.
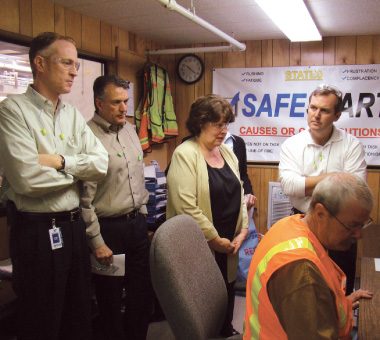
<box><xmin>166</xmin><ymin>94</ymin><xmax>248</xmax><ymax>337</ymax></box>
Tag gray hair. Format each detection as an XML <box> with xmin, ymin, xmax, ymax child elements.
<box><xmin>93</xmin><ymin>75</ymin><xmax>130</xmax><ymax>113</ymax></box>
<box><xmin>309</xmin><ymin>173</ymin><xmax>373</xmax><ymax>215</ymax></box>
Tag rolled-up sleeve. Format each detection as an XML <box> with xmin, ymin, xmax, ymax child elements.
<box><xmin>80</xmin><ymin>180</ymin><xmax>104</xmax><ymax>250</ymax></box>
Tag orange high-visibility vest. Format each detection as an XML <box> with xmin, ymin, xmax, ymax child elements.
<box><xmin>244</xmin><ymin>215</ymin><xmax>352</xmax><ymax>340</ymax></box>
<box><xmin>135</xmin><ymin>70</ymin><xmax>151</xmax><ymax>151</ymax></box>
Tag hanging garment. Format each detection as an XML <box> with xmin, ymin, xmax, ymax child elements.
<box><xmin>135</xmin><ymin>70</ymin><xmax>151</xmax><ymax>151</ymax></box>
<box><xmin>135</xmin><ymin>64</ymin><xmax>178</xmax><ymax>151</ymax></box>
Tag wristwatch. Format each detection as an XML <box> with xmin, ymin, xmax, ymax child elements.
<box><xmin>59</xmin><ymin>154</ymin><xmax>65</xmax><ymax>171</ymax></box>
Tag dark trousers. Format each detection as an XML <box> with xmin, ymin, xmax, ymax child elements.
<box><xmin>8</xmin><ymin>207</ymin><xmax>92</xmax><ymax>340</ymax></box>
<box><xmin>215</xmin><ymin>252</ymin><xmax>235</xmax><ymax>335</ymax></box>
<box><xmin>93</xmin><ymin>213</ymin><xmax>152</xmax><ymax>340</ymax></box>
<box><xmin>329</xmin><ymin>243</ymin><xmax>357</xmax><ymax>295</ymax></box>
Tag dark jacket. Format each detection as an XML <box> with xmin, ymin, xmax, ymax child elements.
<box><xmin>231</xmin><ymin>135</ymin><xmax>253</xmax><ymax>195</ymax></box>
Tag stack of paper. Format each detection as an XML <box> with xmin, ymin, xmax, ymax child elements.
<box><xmin>144</xmin><ymin>164</ymin><xmax>168</xmax><ymax>231</ymax></box>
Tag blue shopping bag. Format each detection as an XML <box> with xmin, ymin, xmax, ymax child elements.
<box><xmin>237</xmin><ymin>209</ymin><xmax>260</xmax><ymax>283</ymax></box>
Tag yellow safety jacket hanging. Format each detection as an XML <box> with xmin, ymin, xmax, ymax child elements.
<box><xmin>135</xmin><ymin>64</ymin><xmax>178</xmax><ymax>152</ymax></box>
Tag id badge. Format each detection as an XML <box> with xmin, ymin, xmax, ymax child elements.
<box><xmin>49</xmin><ymin>218</ymin><xmax>63</xmax><ymax>250</ymax></box>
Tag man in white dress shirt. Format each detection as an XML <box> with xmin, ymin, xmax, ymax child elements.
<box><xmin>279</xmin><ymin>84</ymin><xmax>367</xmax><ymax>294</ymax></box>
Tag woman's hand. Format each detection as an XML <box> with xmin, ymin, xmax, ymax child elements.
<box><xmin>347</xmin><ymin>289</ymin><xmax>374</xmax><ymax>309</ymax></box>
<box><xmin>232</xmin><ymin>228</ymin><xmax>249</xmax><ymax>254</ymax></box>
<box><xmin>208</xmin><ymin>236</ymin><xmax>234</xmax><ymax>254</ymax></box>
<box><xmin>245</xmin><ymin>194</ymin><xmax>257</xmax><ymax>210</ymax></box>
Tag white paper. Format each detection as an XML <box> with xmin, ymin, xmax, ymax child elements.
<box><xmin>91</xmin><ymin>254</ymin><xmax>125</xmax><ymax>276</ymax></box>
<box><xmin>156</xmin><ymin>176</ymin><xmax>167</xmax><ymax>186</ymax></box>
<box><xmin>144</xmin><ymin>165</ymin><xmax>156</xmax><ymax>179</ymax></box>
<box><xmin>375</xmin><ymin>258</ymin><xmax>380</xmax><ymax>272</ymax></box>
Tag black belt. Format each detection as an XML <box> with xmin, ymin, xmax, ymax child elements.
<box><xmin>16</xmin><ymin>208</ymin><xmax>82</xmax><ymax>222</ymax></box>
<box><xmin>124</xmin><ymin>209</ymin><xmax>140</xmax><ymax>219</ymax></box>
<box><xmin>99</xmin><ymin>209</ymin><xmax>140</xmax><ymax>221</ymax></box>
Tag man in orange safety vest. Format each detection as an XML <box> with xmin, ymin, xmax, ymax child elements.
<box><xmin>244</xmin><ymin>173</ymin><xmax>374</xmax><ymax>340</ymax></box>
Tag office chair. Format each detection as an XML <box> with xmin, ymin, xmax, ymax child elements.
<box><xmin>150</xmin><ymin>214</ymin><xmax>242</xmax><ymax>340</ymax></box>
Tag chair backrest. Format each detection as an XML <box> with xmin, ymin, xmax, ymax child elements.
<box><xmin>150</xmin><ymin>214</ymin><xmax>228</xmax><ymax>340</ymax></box>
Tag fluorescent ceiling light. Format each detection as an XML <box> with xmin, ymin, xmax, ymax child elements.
<box><xmin>256</xmin><ymin>0</ymin><xmax>321</xmax><ymax>42</ymax></box>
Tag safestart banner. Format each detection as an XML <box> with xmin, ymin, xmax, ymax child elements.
<box><xmin>212</xmin><ymin>65</ymin><xmax>380</xmax><ymax>165</ymax></box>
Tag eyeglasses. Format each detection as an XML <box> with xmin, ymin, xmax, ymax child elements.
<box><xmin>43</xmin><ymin>56</ymin><xmax>80</xmax><ymax>71</ymax></box>
<box><xmin>210</xmin><ymin>122</ymin><xmax>229</xmax><ymax>130</ymax></box>
<box><xmin>322</xmin><ymin>204</ymin><xmax>373</xmax><ymax>231</ymax></box>
<box><xmin>56</xmin><ymin>57</ymin><xmax>80</xmax><ymax>71</ymax></box>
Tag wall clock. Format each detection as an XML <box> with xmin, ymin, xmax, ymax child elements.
<box><xmin>177</xmin><ymin>54</ymin><xmax>204</xmax><ymax>84</ymax></box>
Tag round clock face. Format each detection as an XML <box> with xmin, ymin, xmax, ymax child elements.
<box><xmin>177</xmin><ymin>54</ymin><xmax>204</xmax><ymax>84</ymax></box>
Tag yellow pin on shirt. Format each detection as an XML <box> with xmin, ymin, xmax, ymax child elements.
<box><xmin>41</xmin><ymin>128</ymin><xmax>47</xmax><ymax>136</ymax></box>
<box><xmin>59</xmin><ymin>133</ymin><xmax>65</xmax><ymax>140</ymax></box>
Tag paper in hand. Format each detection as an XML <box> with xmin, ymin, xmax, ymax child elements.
<box><xmin>90</xmin><ymin>253</ymin><xmax>125</xmax><ymax>276</ymax></box>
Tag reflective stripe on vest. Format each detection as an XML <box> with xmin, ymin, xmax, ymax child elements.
<box><xmin>338</xmin><ymin>303</ymin><xmax>347</xmax><ymax>330</ymax></box>
<box><xmin>249</xmin><ymin>236</ymin><xmax>316</xmax><ymax>338</ymax></box>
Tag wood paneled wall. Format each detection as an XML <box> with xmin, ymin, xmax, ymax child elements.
<box><xmin>0</xmin><ymin>0</ymin><xmax>379</xmax><ymax>236</ymax></box>
<box><xmin>0</xmin><ymin>0</ymin><xmax>155</xmax><ymax>59</ymax></box>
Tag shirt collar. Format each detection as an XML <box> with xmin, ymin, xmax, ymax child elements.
<box><xmin>307</xmin><ymin>125</ymin><xmax>342</xmax><ymax>146</ymax></box>
<box><xmin>92</xmin><ymin>112</ymin><xmax>123</xmax><ymax>133</ymax></box>
<box><xmin>223</xmin><ymin>131</ymin><xmax>235</xmax><ymax>143</ymax></box>
<box><xmin>26</xmin><ymin>85</ymin><xmax>65</xmax><ymax>114</ymax></box>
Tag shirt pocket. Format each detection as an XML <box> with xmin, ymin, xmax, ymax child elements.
<box><xmin>65</xmin><ymin>132</ymin><xmax>83</xmax><ymax>154</ymax></box>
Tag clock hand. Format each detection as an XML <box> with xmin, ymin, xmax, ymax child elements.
<box><xmin>184</xmin><ymin>64</ymin><xmax>196</xmax><ymax>74</ymax></box>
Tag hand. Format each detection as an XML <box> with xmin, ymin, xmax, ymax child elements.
<box><xmin>347</xmin><ymin>289</ymin><xmax>374</xmax><ymax>309</ymax></box>
<box><xmin>208</xmin><ymin>236</ymin><xmax>234</xmax><ymax>254</ymax></box>
<box><xmin>244</xmin><ymin>194</ymin><xmax>257</xmax><ymax>210</ymax></box>
<box><xmin>38</xmin><ymin>154</ymin><xmax>62</xmax><ymax>170</ymax></box>
<box><xmin>232</xmin><ymin>228</ymin><xmax>249</xmax><ymax>254</ymax></box>
<box><xmin>93</xmin><ymin>244</ymin><xmax>113</xmax><ymax>266</ymax></box>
